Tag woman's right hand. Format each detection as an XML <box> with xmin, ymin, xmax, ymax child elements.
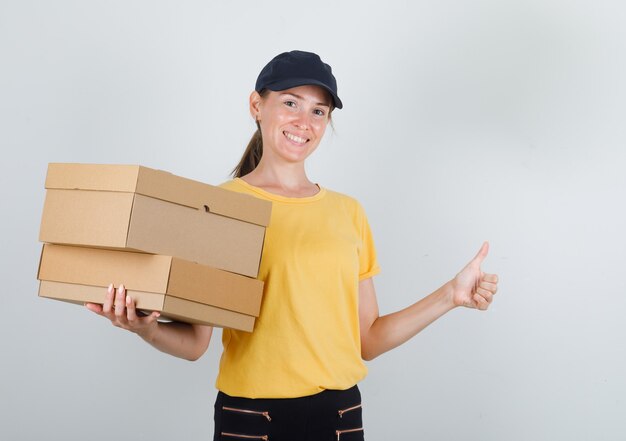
<box><xmin>86</xmin><ymin>284</ymin><xmax>213</xmax><ymax>361</ymax></box>
<box><xmin>85</xmin><ymin>284</ymin><xmax>160</xmax><ymax>341</ymax></box>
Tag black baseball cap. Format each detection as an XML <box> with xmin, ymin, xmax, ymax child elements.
<box><xmin>255</xmin><ymin>50</ymin><xmax>343</xmax><ymax>109</ymax></box>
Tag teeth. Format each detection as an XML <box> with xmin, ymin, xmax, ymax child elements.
<box><xmin>285</xmin><ymin>132</ymin><xmax>307</xmax><ymax>144</ymax></box>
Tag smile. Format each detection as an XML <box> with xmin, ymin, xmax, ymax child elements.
<box><xmin>283</xmin><ymin>131</ymin><xmax>309</xmax><ymax>145</ymax></box>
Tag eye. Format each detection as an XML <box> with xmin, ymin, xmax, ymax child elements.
<box><xmin>284</xmin><ymin>100</ymin><xmax>297</xmax><ymax>108</ymax></box>
<box><xmin>313</xmin><ymin>108</ymin><xmax>326</xmax><ymax>117</ymax></box>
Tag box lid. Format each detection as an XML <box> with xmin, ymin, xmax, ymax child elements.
<box><xmin>45</xmin><ymin>163</ymin><xmax>271</xmax><ymax>227</ymax></box>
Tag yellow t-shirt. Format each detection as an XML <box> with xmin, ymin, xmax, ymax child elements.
<box><xmin>216</xmin><ymin>178</ymin><xmax>381</xmax><ymax>398</ymax></box>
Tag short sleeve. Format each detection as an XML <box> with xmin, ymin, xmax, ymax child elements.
<box><xmin>357</xmin><ymin>202</ymin><xmax>381</xmax><ymax>281</ymax></box>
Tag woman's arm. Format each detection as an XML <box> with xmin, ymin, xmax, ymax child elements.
<box><xmin>86</xmin><ymin>284</ymin><xmax>213</xmax><ymax>361</ymax></box>
<box><xmin>359</xmin><ymin>242</ymin><xmax>498</xmax><ymax>361</ymax></box>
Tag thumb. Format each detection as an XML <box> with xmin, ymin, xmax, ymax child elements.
<box><xmin>472</xmin><ymin>241</ymin><xmax>489</xmax><ymax>265</ymax></box>
<box><xmin>85</xmin><ymin>302</ymin><xmax>103</xmax><ymax>315</ymax></box>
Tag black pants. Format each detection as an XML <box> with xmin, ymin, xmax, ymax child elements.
<box><xmin>213</xmin><ymin>385</ymin><xmax>365</xmax><ymax>441</ymax></box>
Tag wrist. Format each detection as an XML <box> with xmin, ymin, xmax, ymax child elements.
<box><xmin>441</xmin><ymin>280</ymin><xmax>458</xmax><ymax>310</ymax></box>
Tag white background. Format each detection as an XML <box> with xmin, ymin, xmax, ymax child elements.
<box><xmin>1</xmin><ymin>1</ymin><xmax>625</xmax><ymax>440</ymax></box>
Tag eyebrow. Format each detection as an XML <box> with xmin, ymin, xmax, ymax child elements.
<box><xmin>279</xmin><ymin>92</ymin><xmax>331</xmax><ymax>108</ymax></box>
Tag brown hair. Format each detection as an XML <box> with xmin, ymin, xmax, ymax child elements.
<box><xmin>231</xmin><ymin>89</ymin><xmax>334</xmax><ymax>178</ymax></box>
<box><xmin>231</xmin><ymin>120</ymin><xmax>263</xmax><ymax>178</ymax></box>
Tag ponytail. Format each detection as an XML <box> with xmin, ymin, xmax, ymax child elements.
<box><xmin>232</xmin><ymin>121</ymin><xmax>263</xmax><ymax>178</ymax></box>
<box><xmin>232</xmin><ymin>88</ymin><xmax>271</xmax><ymax>178</ymax></box>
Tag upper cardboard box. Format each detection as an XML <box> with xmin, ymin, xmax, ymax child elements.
<box><xmin>39</xmin><ymin>163</ymin><xmax>272</xmax><ymax>278</ymax></box>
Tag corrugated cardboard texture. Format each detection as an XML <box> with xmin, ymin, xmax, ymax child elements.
<box><xmin>39</xmin><ymin>281</ymin><xmax>255</xmax><ymax>332</ymax></box>
<box><xmin>135</xmin><ymin>166</ymin><xmax>270</xmax><ymax>227</ymax></box>
<box><xmin>168</xmin><ymin>258</ymin><xmax>263</xmax><ymax>316</ymax></box>
<box><xmin>127</xmin><ymin>194</ymin><xmax>266</xmax><ymax>278</ymax></box>
<box><xmin>41</xmin><ymin>163</ymin><xmax>271</xmax><ymax>278</ymax></box>
<box><xmin>40</xmin><ymin>189</ymin><xmax>136</xmax><ymax>248</ymax></box>
<box><xmin>44</xmin><ymin>163</ymin><xmax>142</xmax><ymax>192</ymax></box>
<box><xmin>45</xmin><ymin>163</ymin><xmax>271</xmax><ymax>227</ymax></box>
<box><xmin>162</xmin><ymin>296</ymin><xmax>255</xmax><ymax>331</ymax></box>
<box><xmin>38</xmin><ymin>244</ymin><xmax>172</xmax><ymax>293</ymax></box>
<box><xmin>37</xmin><ymin>244</ymin><xmax>263</xmax><ymax>316</ymax></box>
<box><xmin>39</xmin><ymin>280</ymin><xmax>166</xmax><ymax>311</ymax></box>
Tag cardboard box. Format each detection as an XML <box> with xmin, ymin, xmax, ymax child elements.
<box><xmin>37</xmin><ymin>244</ymin><xmax>264</xmax><ymax>332</ymax></box>
<box><xmin>39</xmin><ymin>163</ymin><xmax>272</xmax><ymax>278</ymax></box>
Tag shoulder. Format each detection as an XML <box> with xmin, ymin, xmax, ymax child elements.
<box><xmin>323</xmin><ymin>188</ymin><xmax>368</xmax><ymax>217</ymax></box>
<box><xmin>218</xmin><ymin>179</ymin><xmax>239</xmax><ymax>191</ymax></box>
<box><xmin>325</xmin><ymin>188</ymin><xmax>358</xmax><ymax>203</ymax></box>
<box><xmin>217</xmin><ymin>178</ymin><xmax>255</xmax><ymax>196</ymax></box>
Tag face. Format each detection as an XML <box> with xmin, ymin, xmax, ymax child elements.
<box><xmin>250</xmin><ymin>85</ymin><xmax>332</xmax><ymax>165</ymax></box>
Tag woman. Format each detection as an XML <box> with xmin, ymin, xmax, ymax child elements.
<box><xmin>86</xmin><ymin>50</ymin><xmax>499</xmax><ymax>440</ymax></box>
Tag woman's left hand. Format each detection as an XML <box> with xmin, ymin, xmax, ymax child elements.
<box><xmin>450</xmin><ymin>242</ymin><xmax>499</xmax><ymax>310</ymax></box>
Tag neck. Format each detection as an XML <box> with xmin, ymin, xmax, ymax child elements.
<box><xmin>240</xmin><ymin>158</ymin><xmax>319</xmax><ymax>197</ymax></box>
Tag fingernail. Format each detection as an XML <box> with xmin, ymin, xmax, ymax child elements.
<box><xmin>126</xmin><ymin>296</ymin><xmax>131</xmax><ymax>304</ymax></box>
<box><xmin>108</xmin><ymin>283</ymin><xmax>114</xmax><ymax>294</ymax></box>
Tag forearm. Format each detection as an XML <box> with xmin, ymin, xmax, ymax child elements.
<box><xmin>138</xmin><ymin>322</ymin><xmax>213</xmax><ymax>361</ymax></box>
<box><xmin>361</xmin><ymin>281</ymin><xmax>456</xmax><ymax>360</ymax></box>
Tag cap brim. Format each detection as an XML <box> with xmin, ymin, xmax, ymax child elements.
<box><xmin>262</xmin><ymin>78</ymin><xmax>343</xmax><ymax>109</ymax></box>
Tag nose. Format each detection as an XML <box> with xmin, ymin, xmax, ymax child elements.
<box><xmin>293</xmin><ymin>110</ymin><xmax>312</xmax><ymax>130</ymax></box>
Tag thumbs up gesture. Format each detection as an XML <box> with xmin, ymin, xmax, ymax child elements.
<box><xmin>450</xmin><ymin>242</ymin><xmax>499</xmax><ymax>310</ymax></box>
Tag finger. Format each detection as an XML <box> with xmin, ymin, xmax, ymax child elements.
<box><xmin>472</xmin><ymin>241</ymin><xmax>489</xmax><ymax>265</ymax></box>
<box><xmin>479</xmin><ymin>281</ymin><xmax>498</xmax><ymax>294</ymax></box>
<box><xmin>114</xmin><ymin>284</ymin><xmax>127</xmax><ymax>318</ymax></box>
<box><xmin>146</xmin><ymin>311</ymin><xmax>161</xmax><ymax>324</ymax></box>
<box><xmin>85</xmin><ymin>302</ymin><xmax>104</xmax><ymax>315</ymax></box>
<box><xmin>126</xmin><ymin>295</ymin><xmax>138</xmax><ymax>323</ymax></box>
<box><xmin>103</xmin><ymin>283</ymin><xmax>115</xmax><ymax>314</ymax></box>
<box><xmin>483</xmin><ymin>273</ymin><xmax>499</xmax><ymax>284</ymax></box>
<box><xmin>475</xmin><ymin>287</ymin><xmax>493</xmax><ymax>303</ymax></box>
<box><xmin>473</xmin><ymin>293</ymin><xmax>490</xmax><ymax>310</ymax></box>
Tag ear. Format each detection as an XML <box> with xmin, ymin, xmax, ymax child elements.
<box><xmin>249</xmin><ymin>91</ymin><xmax>262</xmax><ymax>121</ymax></box>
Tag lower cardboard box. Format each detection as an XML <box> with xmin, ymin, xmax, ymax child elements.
<box><xmin>38</xmin><ymin>281</ymin><xmax>255</xmax><ymax>331</ymax></box>
<box><xmin>37</xmin><ymin>243</ymin><xmax>264</xmax><ymax>332</ymax></box>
